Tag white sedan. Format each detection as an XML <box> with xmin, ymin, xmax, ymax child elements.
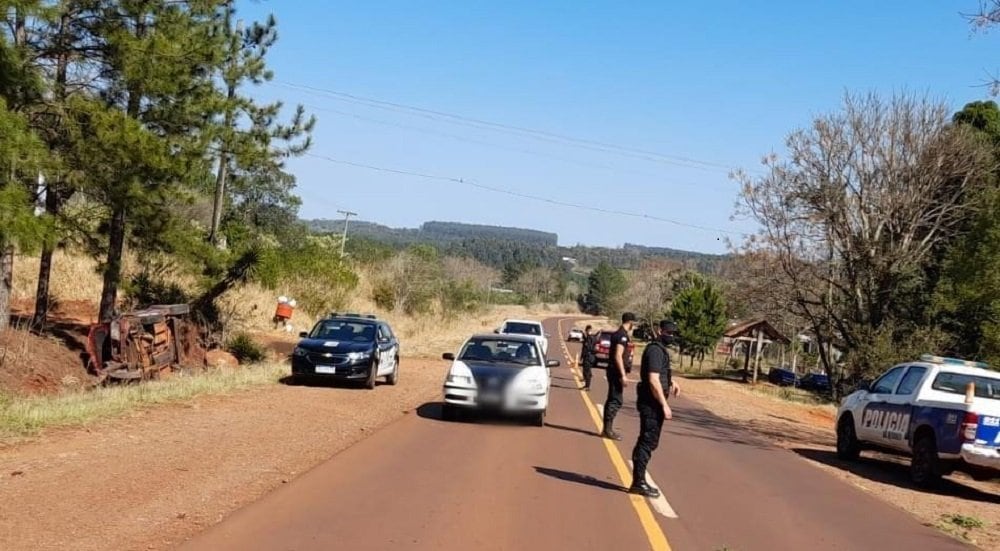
<box><xmin>441</xmin><ymin>334</ymin><xmax>558</xmax><ymax>426</ymax></box>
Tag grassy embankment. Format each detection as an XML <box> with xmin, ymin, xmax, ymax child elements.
<box><xmin>2</xmin><ymin>251</ymin><xmax>576</xmax><ymax>439</ymax></box>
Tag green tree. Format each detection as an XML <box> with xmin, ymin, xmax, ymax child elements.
<box><xmin>670</xmin><ymin>275</ymin><xmax>728</xmax><ymax>369</ymax></box>
<box><xmin>209</xmin><ymin>3</ymin><xmax>314</xmax><ymax>248</ymax></box>
<box><xmin>933</xmin><ymin>100</ymin><xmax>1000</xmax><ymax>365</ymax></box>
<box><xmin>584</xmin><ymin>261</ymin><xmax>627</xmax><ymax>316</ymax></box>
<box><xmin>0</xmin><ymin>99</ymin><xmax>49</xmax><ymax>330</ymax></box>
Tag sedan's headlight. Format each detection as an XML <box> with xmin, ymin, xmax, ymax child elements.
<box><xmin>518</xmin><ymin>378</ymin><xmax>545</xmax><ymax>392</ymax></box>
<box><xmin>293</xmin><ymin>347</ymin><xmax>307</xmax><ymax>357</ymax></box>
<box><xmin>447</xmin><ymin>374</ymin><xmax>473</xmax><ymax>385</ymax></box>
<box><xmin>347</xmin><ymin>351</ymin><xmax>371</xmax><ymax>361</ymax></box>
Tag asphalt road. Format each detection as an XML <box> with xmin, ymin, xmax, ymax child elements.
<box><xmin>180</xmin><ymin>317</ymin><xmax>968</xmax><ymax>551</ymax></box>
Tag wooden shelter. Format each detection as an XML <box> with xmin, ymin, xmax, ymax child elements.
<box><xmin>721</xmin><ymin>319</ymin><xmax>790</xmax><ymax>384</ymax></box>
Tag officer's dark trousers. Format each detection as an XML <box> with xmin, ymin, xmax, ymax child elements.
<box><xmin>631</xmin><ymin>399</ymin><xmax>665</xmax><ymax>486</ymax></box>
<box><xmin>581</xmin><ymin>358</ymin><xmax>594</xmax><ymax>387</ymax></box>
<box><xmin>602</xmin><ymin>372</ymin><xmax>623</xmax><ymax>431</ymax></box>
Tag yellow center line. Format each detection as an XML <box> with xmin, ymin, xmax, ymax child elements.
<box><xmin>556</xmin><ymin>318</ymin><xmax>672</xmax><ymax>551</ymax></box>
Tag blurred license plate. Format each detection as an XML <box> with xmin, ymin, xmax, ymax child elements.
<box><xmin>315</xmin><ymin>366</ymin><xmax>337</xmax><ymax>374</ymax></box>
<box><xmin>480</xmin><ymin>392</ymin><xmax>502</xmax><ymax>404</ymax></box>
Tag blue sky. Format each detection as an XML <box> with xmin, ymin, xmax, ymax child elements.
<box><xmin>239</xmin><ymin>0</ymin><xmax>1000</xmax><ymax>254</ymax></box>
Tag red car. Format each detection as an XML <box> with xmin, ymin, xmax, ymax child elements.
<box><xmin>593</xmin><ymin>330</ymin><xmax>635</xmax><ymax>369</ymax></box>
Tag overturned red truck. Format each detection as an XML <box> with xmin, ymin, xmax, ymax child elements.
<box><xmin>86</xmin><ymin>304</ymin><xmax>200</xmax><ymax>382</ymax></box>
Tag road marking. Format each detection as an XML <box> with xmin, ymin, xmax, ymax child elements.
<box><xmin>627</xmin><ymin>461</ymin><xmax>679</xmax><ymax>519</ymax></box>
<box><xmin>556</xmin><ymin>318</ymin><xmax>673</xmax><ymax>551</ymax></box>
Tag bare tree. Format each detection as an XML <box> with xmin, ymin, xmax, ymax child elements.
<box><xmin>734</xmin><ymin>92</ymin><xmax>992</xmax><ymax>392</ymax></box>
<box><xmin>625</xmin><ymin>259</ymin><xmax>684</xmax><ymax>328</ymax></box>
<box><xmin>442</xmin><ymin>256</ymin><xmax>499</xmax><ymax>293</ymax></box>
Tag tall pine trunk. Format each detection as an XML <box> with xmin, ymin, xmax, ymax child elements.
<box><xmin>0</xmin><ymin>244</ymin><xmax>14</xmax><ymax>332</ymax></box>
<box><xmin>33</xmin><ymin>11</ymin><xmax>72</xmax><ymax>329</ymax></box>
<box><xmin>98</xmin><ymin>205</ymin><xmax>126</xmax><ymax>323</ymax></box>
<box><xmin>32</xmin><ymin>189</ymin><xmax>60</xmax><ymax>328</ymax></box>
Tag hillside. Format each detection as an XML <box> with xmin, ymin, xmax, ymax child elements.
<box><xmin>305</xmin><ymin>218</ymin><xmax>725</xmax><ymax>272</ymax></box>
<box><xmin>304</xmin><ymin>220</ymin><xmax>559</xmax><ymax>247</ymax></box>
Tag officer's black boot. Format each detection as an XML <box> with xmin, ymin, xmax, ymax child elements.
<box><xmin>629</xmin><ymin>464</ymin><xmax>660</xmax><ymax>498</ymax></box>
<box><xmin>628</xmin><ymin>481</ymin><xmax>661</xmax><ymax>499</ymax></box>
<box><xmin>601</xmin><ymin>426</ymin><xmax>622</xmax><ymax>440</ymax></box>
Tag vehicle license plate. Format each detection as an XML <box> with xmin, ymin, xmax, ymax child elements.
<box><xmin>480</xmin><ymin>392</ymin><xmax>502</xmax><ymax>404</ymax></box>
<box><xmin>315</xmin><ymin>366</ymin><xmax>337</xmax><ymax>374</ymax></box>
<box><xmin>978</xmin><ymin>417</ymin><xmax>1000</xmax><ymax>446</ymax></box>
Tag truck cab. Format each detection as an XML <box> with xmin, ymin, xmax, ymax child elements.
<box><xmin>836</xmin><ymin>355</ymin><xmax>1000</xmax><ymax>487</ymax></box>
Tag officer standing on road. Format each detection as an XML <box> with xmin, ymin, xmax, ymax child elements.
<box><xmin>602</xmin><ymin>312</ymin><xmax>636</xmax><ymax>441</ymax></box>
<box><xmin>574</xmin><ymin>325</ymin><xmax>598</xmax><ymax>391</ymax></box>
<box><xmin>629</xmin><ymin>319</ymin><xmax>681</xmax><ymax>498</ymax></box>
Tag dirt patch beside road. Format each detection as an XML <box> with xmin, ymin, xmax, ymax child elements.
<box><xmin>679</xmin><ymin>376</ymin><xmax>1000</xmax><ymax>549</ymax></box>
<box><xmin>0</xmin><ymin>356</ymin><xmax>450</xmax><ymax>551</ymax></box>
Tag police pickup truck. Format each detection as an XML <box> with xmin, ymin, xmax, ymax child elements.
<box><xmin>836</xmin><ymin>355</ymin><xmax>1000</xmax><ymax>487</ymax></box>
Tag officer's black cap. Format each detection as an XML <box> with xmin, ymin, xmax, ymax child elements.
<box><xmin>621</xmin><ymin>312</ymin><xmax>637</xmax><ymax>323</ymax></box>
<box><xmin>658</xmin><ymin>319</ymin><xmax>677</xmax><ymax>333</ymax></box>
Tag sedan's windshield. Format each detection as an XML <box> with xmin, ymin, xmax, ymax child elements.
<box><xmin>309</xmin><ymin>321</ymin><xmax>376</xmax><ymax>342</ymax></box>
<box><xmin>459</xmin><ymin>338</ymin><xmax>542</xmax><ymax>366</ymax></box>
<box><xmin>502</xmin><ymin>322</ymin><xmax>541</xmax><ymax>336</ymax></box>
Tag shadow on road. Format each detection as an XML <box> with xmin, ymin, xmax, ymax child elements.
<box><xmin>544</xmin><ymin>422</ymin><xmax>600</xmax><ymax>438</ymax></box>
<box><xmin>550</xmin><ymin>382</ymin><xmax>582</xmax><ymax>390</ymax></box>
<box><xmin>792</xmin><ymin>448</ymin><xmax>1000</xmax><ymax>505</ymax></box>
<box><xmin>534</xmin><ymin>466</ymin><xmax>626</xmax><ymax>493</ymax></box>
<box><xmin>278</xmin><ymin>375</ymin><xmax>387</xmax><ymax>389</ymax></box>
<box><xmin>415</xmin><ymin>402</ymin><xmax>539</xmax><ymax>426</ymax></box>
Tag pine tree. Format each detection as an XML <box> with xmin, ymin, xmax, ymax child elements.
<box><xmin>0</xmin><ymin>99</ymin><xmax>49</xmax><ymax>330</ymax></box>
<box><xmin>671</xmin><ymin>275</ymin><xmax>728</xmax><ymax>369</ymax></box>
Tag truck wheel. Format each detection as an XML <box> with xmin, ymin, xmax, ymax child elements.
<box><xmin>386</xmin><ymin>358</ymin><xmax>399</xmax><ymax>386</ymax></box>
<box><xmin>836</xmin><ymin>416</ymin><xmax>861</xmax><ymax>460</ymax></box>
<box><xmin>365</xmin><ymin>360</ymin><xmax>378</xmax><ymax>390</ymax></box>
<box><xmin>911</xmin><ymin>435</ymin><xmax>942</xmax><ymax>488</ymax></box>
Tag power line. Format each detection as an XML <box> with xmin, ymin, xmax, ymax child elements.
<box><xmin>302</xmin><ymin>152</ymin><xmax>746</xmax><ymax>236</ymax></box>
<box><xmin>301</xmin><ymin>103</ymin><xmax>736</xmax><ymax>192</ymax></box>
<box><xmin>274</xmin><ymin>81</ymin><xmax>749</xmax><ymax>174</ymax></box>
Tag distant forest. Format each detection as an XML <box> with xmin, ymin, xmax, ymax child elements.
<box><xmin>304</xmin><ymin>219</ymin><xmax>725</xmax><ymax>273</ymax></box>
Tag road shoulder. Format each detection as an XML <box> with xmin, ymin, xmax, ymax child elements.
<box><xmin>0</xmin><ymin>357</ymin><xmax>448</xmax><ymax>551</ymax></box>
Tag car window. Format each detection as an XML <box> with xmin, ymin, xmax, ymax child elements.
<box><xmin>872</xmin><ymin>366</ymin><xmax>906</xmax><ymax>394</ymax></box>
<box><xmin>502</xmin><ymin>322</ymin><xmax>541</xmax><ymax>336</ymax></box>
<box><xmin>932</xmin><ymin>372</ymin><xmax>1000</xmax><ymax>400</ymax></box>
<box><xmin>310</xmin><ymin>321</ymin><xmax>376</xmax><ymax>342</ymax></box>
<box><xmin>895</xmin><ymin>366</ymin><xmax>927</xmax><ymax>395</ymax></box>
<box><xmin>459</xmin><ymin>338</ymin><xmax>541</xmax><ymax>366</ymax></box>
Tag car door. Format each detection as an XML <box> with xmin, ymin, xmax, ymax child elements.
<box><xmin>879</xmin><ymin>365</ymin><xmax>927</xmax><ymax>451</ymax></box>
<box><xmin>376</xmin><ymin>324</ymin><xmax>397</xmax><ymax>375</ymax></box>
<box><xmin>857</xmin><ymin>365</ymin><xmax>907</xmax><ymax>444</ymax></box>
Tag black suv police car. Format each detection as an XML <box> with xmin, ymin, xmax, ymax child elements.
<box><xmin>291</xmin><ymin>313</ymin><xmax>400</xmax><ymax>389</ymax></box>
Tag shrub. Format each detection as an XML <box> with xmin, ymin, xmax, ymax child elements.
<box><xmin>372</xmin><ymin>278</ymin><xmax>396</xmax><ymax>311</ymax></box>
<box><xmin>226</xmin><ymin>332</ymin><xmax>266</xmax><ymax>364</ymax></box>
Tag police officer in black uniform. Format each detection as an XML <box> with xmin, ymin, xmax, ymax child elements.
<box><xmin>602</xmin><ymin>312</ymin><xmax>636</xmax><ymax>441</ymax></box>
<box><xmin>574</xmin><ymin>325</ymin><xmax>598</xmax><ymax>391</ymax></box>
<box><xmin>629</xmin><ymin>319</ymin><xmax>681</xmax><ymax>498</ymax></box>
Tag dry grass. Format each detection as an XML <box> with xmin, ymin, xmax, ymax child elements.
<box><xmin>12</xmin><ymin>251</ymin><xmax>107</xmax><ymax>305</ymax></box>
<box><xmin>12</xmin><ymin>250</ymin><xmax>579</xmax><ymax>362</ymax></box>
<box><xmin>0</xmin><ymin>363</ymin><xmax>286</xmax><ymax>440</ymax></box>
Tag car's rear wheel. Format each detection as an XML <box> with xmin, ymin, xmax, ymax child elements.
<box><xmin>911</xmin><ymin>434</ymin><xmax>942</xmax><ymax>488</ymax></box>
<box><xmin>836</xmin><ymin>416</ymin><xmax>861</xmax><ymax>460</ymax></box>
<box><xmin>386</xmin><ymin>357</ymin><xmax>399</xmax><ymax>385</ymax></box>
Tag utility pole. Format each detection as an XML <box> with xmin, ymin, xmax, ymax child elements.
<box><xmin>338</xmin><ymin>210</ymin><xmax>357</xmax><ymax>258</ymax></box>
